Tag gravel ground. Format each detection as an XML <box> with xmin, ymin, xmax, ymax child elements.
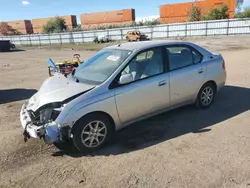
<box><xmin>0</xmin><ymin>36</ymin><xmax>250</xmax><ymax>188</ymax></box>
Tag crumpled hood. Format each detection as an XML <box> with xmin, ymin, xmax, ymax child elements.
<box><xmin>27</xmin><ymin>74</ymin><xmax>95</xmax><ymax>111</ymax></box>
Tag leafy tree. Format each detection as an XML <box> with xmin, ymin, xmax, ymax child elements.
<box><xmin>203</xmin><ymin>4</ymin><xmax>229</xmax><ymax>20</ymax></box>
<box><xmin>235</xmin><ymin>6</ymin><xmax>250</xmax><ymax>18</ymax></box>
<box><xmin>136</xmin><ymin>21</ymin><xmax>144</xmax><ymax>26</ymax></box>
<box><xmin>144</xmin><ymin>19</ymin><xmax>160</xmax><ymax>26</ymax></box>
<box><xmin>188</xmin><ymin>5</ymin><xmax>202</xmax><ymax>22</ymax></box>
<box><xmin>134</xmin><ymin>19</ymin><xmax>159</xmax><ymax>26</ymax></box>
<box><xmin>43</xmin><ymin>17</ymin><xmax>67</xmax><ymax>33</ymax></box>
<box><xmin>0</xmin><ymin>22</ymin><xmax>14</xmax><ymax>35</ymax></box>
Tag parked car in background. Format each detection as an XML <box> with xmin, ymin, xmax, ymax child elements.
<box><xmin>20</xmin><ymin>41</ymin><xmax>226</xmax><ymax>153</ymax></box>
<box><xmin>93</xmin><ymin>35</ymin><xmax>111</xmax><ymax>43</ymax></box>
<box><xmin>10</xmin><ymin>42</ymin><xmax>15</xmax><ymax>49</ymax></box>
<box><xmin>126</xmin><ymin>31</ymin><xmax>149</xmax><ymax>42</ymax></box>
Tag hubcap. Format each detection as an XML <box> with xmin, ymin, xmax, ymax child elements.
<box><xmin>201</xmin><ymin>86</ymin><xmax>214</xmax><ymax>106</ymax></box>
<box><xmin>81</xmin><ymin>121</ymin><xmax>107</xmax><ymax>148</ymax></box>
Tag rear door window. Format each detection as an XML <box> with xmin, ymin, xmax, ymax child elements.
<box><xmin>165</xmin><ymin>46</ymin><xmax>203</xmax><ymax>71</ymax></box>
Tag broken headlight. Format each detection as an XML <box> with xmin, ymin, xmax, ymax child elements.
<box><xmin>29</xmin><ymin>102</ymin><xmax>64</xmax><ymax>125</ymax></box>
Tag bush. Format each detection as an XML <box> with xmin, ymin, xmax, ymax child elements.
<box><xmin>73</xmin><ymin>25</ymin><xmax>83</xmax><ymax>32</ymax></box>
<box><xmin>203</xmin><ymin>4</ymin><xmax>229</xmax><ymax>20</ymax></box>
<box><xmin>235</xmin><ymin>6</ymin><xmax>250</xmax><ymax>18</ymax></box>
<box><xmin>84</xmin><ymin>19</ymin><xmax>160</xmax><ymax>31</ymax></box>
<box><xmin>188</xmin><ymin>5</ymin><xmax>202</xmax><ymax>22</ymax></box>
<box><xmin>43</xmin><ymin>17</ymin><xmax>67</xmax><ymax>33</ymax></box>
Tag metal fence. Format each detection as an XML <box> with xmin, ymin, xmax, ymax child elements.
<box><xmin>1</xmin><ymin>18</ymin><xmax>250</xmax><ymax>46</ymax></box>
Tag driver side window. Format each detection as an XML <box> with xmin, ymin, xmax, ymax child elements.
<box><xmin>122</xmin><ymin>48</ymin><xmax>164</xmax><ymax>82</ymax></box>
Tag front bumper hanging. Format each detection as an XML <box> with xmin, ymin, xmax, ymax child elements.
<box><xmin>20</xmin><ymin>104</ymin><xmax>41</xmax><ymax>140</ymax></box>
<box><xmin>20</xmin><ymin>104</ymin><xmax>61</xmax><ymax>143</ymax></box>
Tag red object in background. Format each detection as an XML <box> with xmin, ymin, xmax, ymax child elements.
<box><xmin>160</xmin><ymin>0</ymin><xmax>236</xmax><ymax>24</ymax></box>
<box><xmin>80</xmin><ymin>9</ymin><xmax>135</xmax><ymax>25</ymax></box>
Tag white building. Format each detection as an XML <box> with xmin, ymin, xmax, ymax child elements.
<box><xmin>135</xmin><ymin>15</ymin><xmax>160</xmax><ymax>23</ymax></box>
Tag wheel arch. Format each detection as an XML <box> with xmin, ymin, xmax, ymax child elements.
<box><xmin>195</xmin><ymin>80</ymin><xmax>217</xmax><ymax>102</ymax></box>
<box><xmin>204</xmin><ymin>80</ymin><xmax>217</xmax><ymax>91</ymax></box>
<box><xmin>71</xmin><ymin>111</ymin><xmax>116</xmax><ymax>133</ymax></box>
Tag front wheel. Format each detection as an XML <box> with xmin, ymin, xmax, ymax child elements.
<box><xmin>71</xmin><ymin>113</ymin><xmax>113</xmax><ymax>153</ymax></box>
<box><xmin>196</xmin><ymin>83</ymin><xmax>216</xmax><ymax>109</ymax></box>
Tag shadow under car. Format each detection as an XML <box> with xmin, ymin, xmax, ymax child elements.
<box><xmin>50</xmin><ymin>85</ymin><xmax>250</xmax><ymax>157</ymax></box>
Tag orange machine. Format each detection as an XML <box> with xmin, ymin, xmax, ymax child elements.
<box><xmin>160</xmin><ymin>0</ymin><xmax>236</xmax><ymax>24</ymax></box>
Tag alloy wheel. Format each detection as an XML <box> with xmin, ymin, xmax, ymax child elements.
<box><xmin>81</xmin><ymin>121</ymin><xmax>107</xmax><ymax>148</ymax></box>
<box><xmin>200</xmin><ymin>86</ymin><xmax>214</xmax><ymax>106</ymax></box>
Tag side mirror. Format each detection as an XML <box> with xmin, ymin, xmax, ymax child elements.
<box><xmin>119</xmin><ymin>74</ymin><xmax>133</xmax><ymax>85</ymax></box>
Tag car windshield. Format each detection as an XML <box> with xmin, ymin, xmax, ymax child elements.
<box><xmin>74</xmin><ymin>49</ymin><xmax>132</xmax><ymax>84</ymax></box>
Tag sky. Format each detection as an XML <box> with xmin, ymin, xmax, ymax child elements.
<box><xmin>1</xmin><ymin>0</ymin><xmax>250</xmax><ymax>23</ymax></box>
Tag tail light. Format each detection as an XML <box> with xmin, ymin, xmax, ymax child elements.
<box><xmin>222</xmin><ymin>59</ymin><xmax>226</xmax><ymax>70</ymax></box>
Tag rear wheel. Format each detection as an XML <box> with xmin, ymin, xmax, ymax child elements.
<box><xmin>71</xmin><ymin>113</ymin><xmax>113</xmax><ymax>153</ymax></box>
<box><xmin>196</xmin><ymin>82</ymin><xmax>216</xmax><ymax>108</ymax></box>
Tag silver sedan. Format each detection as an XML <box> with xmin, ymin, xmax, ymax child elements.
<box><xmin>20</xmin><ymin>40</ymin><xmax>227</xmax><ymax>153</ymax></box>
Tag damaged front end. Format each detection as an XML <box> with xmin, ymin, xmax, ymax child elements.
<box><xmin>19</xmin><ymin>72</ymin><xmax>96</xmax><ymax>144</ymax></box>
<box><xmin>20</xmin><ymin>102</ymin><xmax>67</xmax><ymax>144</ymax></box>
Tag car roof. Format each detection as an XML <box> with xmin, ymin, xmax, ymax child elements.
<box><xmin>105</xmin><ymin>40</ymin><xmax>211</xmax><ymax>55</ymax></box>
<box><xmin>106</xmin><ymin>40</ymin><xmax>193</xmax><ymax>51</ymax></box>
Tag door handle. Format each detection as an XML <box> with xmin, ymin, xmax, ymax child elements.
<box><xmin>158</xmin><ymin>80</ymin><xmax>166</xmax><ymax>86</ymax></box>
<box><xmin>198</xmin><ymin>69</ymin><xmax>204</xmax><ymax>74</ymax></box>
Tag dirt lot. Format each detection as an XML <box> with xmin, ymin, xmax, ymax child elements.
<box><xmin>0</xmin><ymin>36</ymin><xmax>250</xmax><ymax>188</ymax></box>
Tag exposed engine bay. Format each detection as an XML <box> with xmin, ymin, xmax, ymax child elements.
<box><xmin>20</xmin><ymin>73</ymin><xmax>95</xmax><ymax>144</ymax></box>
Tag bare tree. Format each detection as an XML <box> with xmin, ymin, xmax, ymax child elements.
<box><xmin>236</xmin><ymin>0</ymin><xmax>244</xmax><ymax>12</ymax></box>
<box><xmin>0</xmin><ymin>22</ymin><xmax>13</xmax><ymax>35</ymax></box>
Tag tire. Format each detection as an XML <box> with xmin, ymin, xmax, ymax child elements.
<box><xmin>71</xmin><ymin>113</ymin><xmax>113</xmax><ymax>153</ymax></box>
<box><xmin>195</xmin><ymin>82</ymin><xmax>216</xmax><ymax>109</ymax></box>
<box><xmin>136</xmin><ymin>38</ymin><xmax>140</xmax><ymax>42</ymax></box>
